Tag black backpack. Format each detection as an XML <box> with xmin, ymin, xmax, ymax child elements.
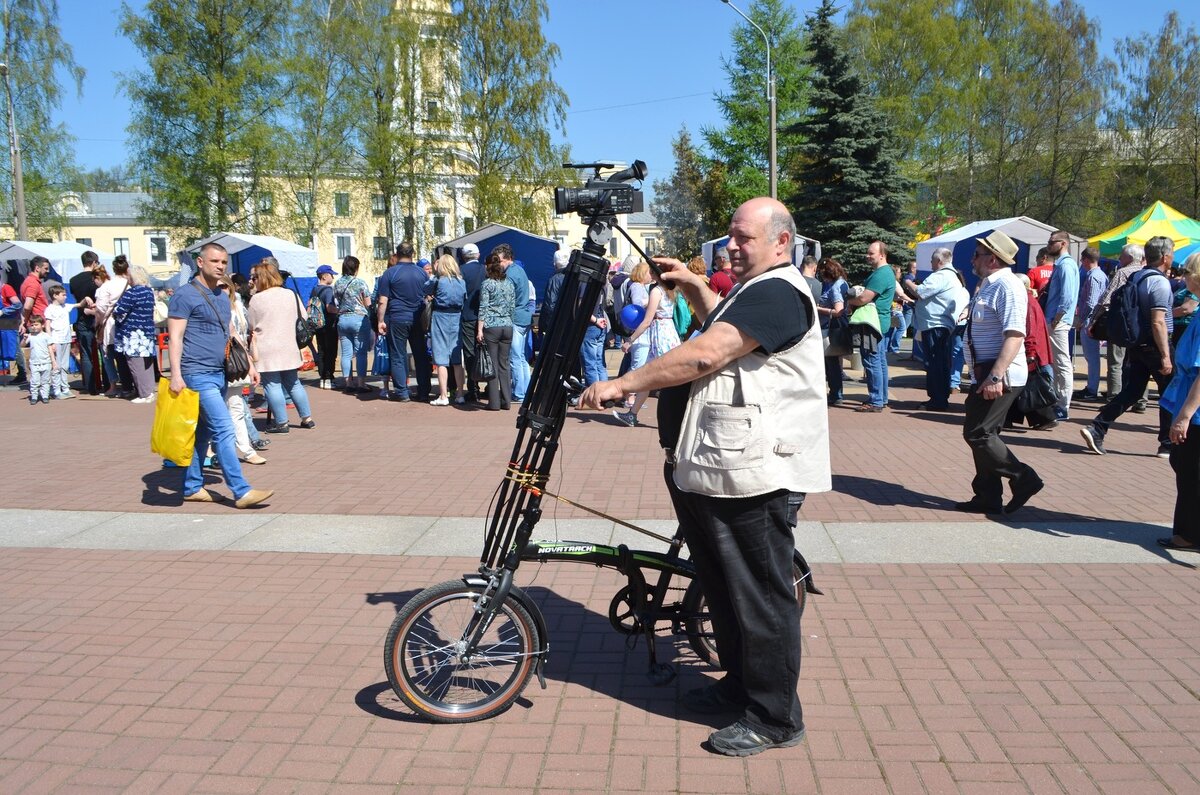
<box><xmin>1106</xmin><ymin>269</ymin><xmax>1166</xmax><ymax>348</ymax></box>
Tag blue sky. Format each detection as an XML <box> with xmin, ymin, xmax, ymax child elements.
<box><xmin>53</xmin><ymin>0</ymin><xmax>1200</xmax><ymax>191</ymax></box>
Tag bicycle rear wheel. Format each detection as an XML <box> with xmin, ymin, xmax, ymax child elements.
<box><xmin>384</xmin><ymin>580</ymin><xmax>539</xmax><ymax>723</ymax></box>
<box><xmin>683</xmin><ymin>553</ymin><xmax>808</xmax><ymax>666</ymax></box>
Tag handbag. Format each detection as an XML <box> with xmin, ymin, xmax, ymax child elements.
<box><xmin>293</xmin><ymin>292</ymin><xmax>312</xmax><ymax>349</ymax></box>
<box><xmin>225</xmin><ymin>335</ymin><xmax>251</xmax><ymax>383</ymax></box>
<box><xmin>824</xmin><ymin>315</ymin><xmax>852</xmax><ymax>357</ymax></box>
<box><xmin>1088</xmin><ymin>305</ymin><xmax>1109</xmax><ymax>341</ymax></box>
<box><xmin>1016</xmin><ymin>364</ymin><xmax>1056</xmax><ymax>414</ymax></box>
<box><xmin>415</xmin><ymin>278</ymin><xmax>436</xmax><ymax>335</ymax></box>
<box><xmin>474</xmin><ymin>342</ymin><xmax>495</xmax><ymax>380</ymax></box>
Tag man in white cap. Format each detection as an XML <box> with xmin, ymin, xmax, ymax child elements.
<box><xmin>957</xmin><ymin>230</ymin><xmax>1044</xmax><ymax>515</ymax></box>
<box><xmin>458</xmin><ymin>243</ymin><xmax>484</xmax><ymax>401</ymax></box>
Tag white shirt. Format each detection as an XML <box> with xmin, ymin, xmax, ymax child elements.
<box><xmin>43</xmin><ymin>302</ymin><xmax>78</xmax><ymax>345</ymax></box>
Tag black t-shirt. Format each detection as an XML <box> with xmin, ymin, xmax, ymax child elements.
<box><xmin>656</xmin><ymin>264</ymin><xmax>814</xmax><ymax>450</ymax></box>
<box><xmin>68</xmin><ymin>271</ymin><xmax>99</xmax><ymax>329</ymax></box>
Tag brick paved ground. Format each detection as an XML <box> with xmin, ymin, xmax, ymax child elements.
<box><xmin>2</xmin><ymin>549</ymin><xmax>1198</xmax><ymax>794</ymax></box>
<box><xmin>0</xmin><ymin>355</ymin><xmax>1178</xmax><ymax>524</ymax></box>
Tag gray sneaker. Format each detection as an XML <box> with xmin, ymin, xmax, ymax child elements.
<box><xmin>612</xmin><ymin>410</ymin><xmax>638</xmax><ymax>427</ymax></box>
<box><xmin>1080</xmin><ymin>427</ymin><xmax>1106</xmax><ymax>455</ymax></box>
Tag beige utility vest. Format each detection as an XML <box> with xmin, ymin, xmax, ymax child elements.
<box><xmin>673</xmin><ymin>265</ymin><xmax>832</xmax><ymax>498</ymax></box>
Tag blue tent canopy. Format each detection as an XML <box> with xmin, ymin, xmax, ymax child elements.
<box><xmin>183</xmin><ymin>232</ymin><xmax>321</xmax><ymax>302</ymax></box>
<box><xmin>435</xmin><ymin>223</ymin><xmax>559</xmax><ymax>304</ymax></box>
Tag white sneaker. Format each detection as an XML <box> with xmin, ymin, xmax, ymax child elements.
<box><xmin>131</xmin><ymin>395</ymin><xmax>155</xmax><ymax>404</ymax></box>
<box><xmin>431</xmin><ymin>396</ymin><xmax>450</xmax><ymax>406</ymax></box>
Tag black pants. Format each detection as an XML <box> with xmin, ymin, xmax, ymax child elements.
<box><xmin>74</xmin><ymin>324</ymin><xmax>98</xmax><ymax>394</ymax></box>
<box><xmin>483</xmin><ymin>325</ymin><xmax>512</xmax><ymax>409</ymax></box>
<box><xmin>923</xmin><ymin>326</ymin><xmax>955</xmax><ymax>407</ymax></box>
<box><xmin>316</xmin><ymin>322</ymin><xmax>338</xmax><ymax>381</ymax></box>
<box><xmin>108</xmin><ymin>344</ymin><xmax>134</xmax><ymax>394</ymax></box>
<box><xmin>669</xmin><ymin>475</ymin><xmax>804</xmax><ymax>741</ymax></box>
<box><xmin>1171</xmin><ymin>428</ymin><xmax>1200</xmax><ymax>545</ymax></box>
<box><xmin>460</xmin><ymin>318</ymin><xmax>481</xmax><ymax>399</ymax></box>
<box><xmin>1092</xmin><ymin>346</ymin><xmax>1172</xmax><ymax>446</ymax></box>
<box><xmin>963</xmin><ymin>386</ymin><xmax>1039</xmax><ymax>504</ymax></box>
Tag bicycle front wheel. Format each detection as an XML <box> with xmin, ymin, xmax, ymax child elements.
<box><xmin>384</xmin><ymin>580</ymin><xmax>540</xmax><ymax>723</ymax></box>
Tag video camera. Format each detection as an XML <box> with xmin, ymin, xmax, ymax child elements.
<box><xmin>554</xmin><ymin>160</ymin><xmax>647</xmax><ymax>217</ymax></box>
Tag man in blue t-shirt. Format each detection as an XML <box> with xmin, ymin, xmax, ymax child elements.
<box><xmin>376</xmin><ymin>241</ymin><xmax>432</xmax><ymax>402</ymax></box>
<box><xmin>846</xmin><ymin>241</ymin><xmax>896</xmax><ymax>411</ymax></box>
<box><xmin>496</xmin><ymin>243</ymin><xmax>532</xmax><ymax>402</ymax></box>
<box><xmin>167</xmin><ymin>242</ymin><xmax>271</xmax><ymax>509</ymax></box>
<box><xmin>1081</xmin><ymin>235</ymin><xmax>1176</xmax><ymax>458</ymax></box>
<box><xmin>458</xmin><ymin>244</ymin><xmax>485</xmax><ymax>401</ymax></box>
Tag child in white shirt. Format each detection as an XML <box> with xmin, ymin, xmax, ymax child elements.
<box><xmin>43</xmin><ymin>285</ymin><xmax>85</xmax><ymax>399</ymax></box>
<box><xmin>23</xmin><ymin>315</ymin><xmax>53</xmax><ymax>404</ymax></box>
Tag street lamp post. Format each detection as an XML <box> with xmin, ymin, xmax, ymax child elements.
<box><xmin>720</xmin><ymin>0</ymin><xmax>776</xmax><ymax>199</ymax></box>
<box><xmin>0</xmin><ymin>62</ymin><xmax>28</xmax><ymax>240</ymax></box>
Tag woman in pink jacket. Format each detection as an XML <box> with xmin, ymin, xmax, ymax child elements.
<box><xmin>247</xmin><ymin>260</ymin><xmax>314</xmax><ymax>433</ymax></box>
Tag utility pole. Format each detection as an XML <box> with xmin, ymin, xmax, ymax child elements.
<box><xmin>720</xmin><ymin>0</ymin><xmax>776</xmax><ymax>199</ymax></box>
<box><xmin>0</xmin><ymin>61</ymin><xmax>28</xmax><ymax>239</ymax></box>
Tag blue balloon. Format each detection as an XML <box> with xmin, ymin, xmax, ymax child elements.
<box><xmin>620</xmin><ymin>303</ymin><xmax>645</xmax><ymax>330</ymax></box>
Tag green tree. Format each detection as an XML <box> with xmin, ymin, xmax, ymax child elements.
<box><xmin>120</xmin><ymin>0</ymin><xmax>288</xmax><ymax>234</ymax></box>
<box><xmin>1175</xmin><ymin>19</ymin><xmax>1200</xmax><ymax>218</ymax></box>
<box><xmin>704</xmin><ymin>0</ymin><xmax>809</xmax><ymax>207</ymax></box>
<box><xmin>67</xmin><ymin>165</ymin><xmax>137</xmax><ymax>193</ymax></box>
<box><xmin>650</xmin><ymin>126</ymin><xmax>707</xmax><ymax>259</ymax></box>
<box><xmin>273</xmin><ymin>0</ymin><xmax>356</xmax><ymax>244</ymax></box>
<box><xmin>788</xmin><ymin>0</ymin><xmax>911</xmax><ymax>276</ymax></box>
<box><xmin>1</xmin><ymin>0</ymin><xmax>84</xmax><ymax>236</ymax></box>
<box><xmin>455</xmin><ymin>0</ymin><xmax>567</xmax><ymax>232</ymax></box>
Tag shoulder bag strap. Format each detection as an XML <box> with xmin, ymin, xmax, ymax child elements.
<box><xmin>190</xmin><ymin>282</ymin><xmax>231</xmax><ymax>341</ymax></box>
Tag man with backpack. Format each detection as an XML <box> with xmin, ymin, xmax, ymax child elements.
<box><xmin>1080</xmin><ymin>236</ymin><xmax>1176</xmax><ymax>457</ymax></box>
<box><xmin>309</xmin><ymin>264</ymin><xmax>339</xmax><ymax>389</ymax></box>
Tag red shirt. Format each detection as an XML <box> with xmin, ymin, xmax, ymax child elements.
<box><xmin>1027</xmin><ymin>264</ymin><xmax>1053</xmax><ymax>297</ymax></box>
<box><xmin>709</xmin><ymin>268</ymin><xmax>734</xmax><ymax>297</ymax></box>
<box><xmin>19</xmin><ymin>273</ymin><xmax>47</xmax><ymax>319</ymax></box>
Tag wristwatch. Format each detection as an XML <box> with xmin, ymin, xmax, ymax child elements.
<box><xmin>987</xmin><ymin>374</ymin><xmax>1002</xmax><ymax>385</ymax></box>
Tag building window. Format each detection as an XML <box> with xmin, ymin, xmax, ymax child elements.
<box><xmin>335</xmin><ymin>233</ymin><xmax>354</xmax><ymax>260</ymax></box>
<box><xmin>644</xmin><ymin>236</ymin><xmax>658</xmax><ymax>256</ymax></box>
<box><xmin>426</xmin><ymin>98</ymin><xmax>441</xmax><ymax>121</ymax></box>
<box><xmin>334</xmin><ymin>192</ymin><xmax>350</xmax><ymax>217</ymax></box>
<box><xmin>463</xmin><ymin>217</ymin><xmax>475</xmax><ymax>234</ymax></box>
<box><xmin>609</xmin><ymin>238</ymin><xmax>619</xmax><ymax>257</ymax></box>
<box><xmin>404</xmin><ymin>215</ymin><xmax>415</xmax><ymax>240</ymax></box>
<box><xmin>372</xmin><ymin>193</ymin><xmax>386</xmax><ymax>216</ymax></box>
<box><xmin>75</xmin><ymin>237</ymin><xmax>92</xmax><ymax>247</ymax></box>
<box><xmin>297</xmin><ymin>191</ymin><xmax>313</xmax><ymax>215</ymax></box>
<box><xmin>431</xmin><ymin>210</ymin><xmax>446</xmax><ymax>238</ymax></box>
<box><xmin>113</xmin><ymin>238</ymin><xmax>130</xmax><ymax>257</ymax></box>
<box><xmin>373</xmin><ymin>237</ymin><xmax>390</xmax><ymax>260</ymax></box>
<box><xmin>149</xmin><ymin>235</ymin><xmax>168</xmax><ymax>263</ymax></box>
<box><xmin>295</xmin><ymin>229</ymin><xmax>313</xmax><ymax>247</ymax></box>
<box><xmin>257</xmin><ymin>192</ymin><xmax>274</xmax><ymax>213</ymax></box>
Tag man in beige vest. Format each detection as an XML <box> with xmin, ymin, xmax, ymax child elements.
<box><xmin>581</xmin><ymin>197</ymin><xmax>830</xmax><ymax>756</ymax></box>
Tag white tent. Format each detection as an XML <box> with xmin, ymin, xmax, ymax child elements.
<box><xmin>183</xmin><ymin>232</ymin><xmax>318</xmax><ymax>278</ymax></box>
<box><xmin>913</xmin><ymin>217</ymin><xmax>1085</xmax><ymax>283</ymax></box>
<box><xmin>701</xmin><ymin>234</ymin><xmax>821</xmax><ymax>272</ymax></box>
<box><xmin>0</xmin><ymin>240</ymin><xmax>114</xmax><ymax>283</ymax></box>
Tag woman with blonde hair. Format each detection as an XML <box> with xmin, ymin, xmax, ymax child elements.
<box><xmin>247</xmin><ymin>260</ymin><xmax>315</xmax><ymax>433</ymax></box>
<box><xmin>426</xmin><ymin>253</ymin><xmax>468</xmax><ymax>405</ymax></box>
<box><xmin>613</xmin><ymin>261</ymin><xmax>681</xmax><ymax>427</ymax></box>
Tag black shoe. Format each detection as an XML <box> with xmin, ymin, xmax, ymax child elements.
<box><xmin>389</xmin><ymin>392</ymin><xmax>411</xmax><ymax>402</ymax></box>
<box><xmin>707</xmin><ymin>721</ymin><xmax>806</xmax><ymax>757</ymax></box>
<box><xmin>11</xmin><ymin>376</ymin><xmax>27</xmax><ymax>386</ymax></box>
<box><xmin>1131</xmin><ymin>402</ymin><xmax>1147</xmax><ymax>414</ymax></box>
<box><xmin>1029</xmin><ymin>419</ymin><xmax>1059</xmax><ymax>431</ymax></box>
<box><xmin>1005</xmin><ymin>476</ymin><xmax>1044</xmax><ymax>514</ymax></box>
<box><xmin>682</xmin><ymin>683</ymin><xmax>746</xmax><ymax>715</ymax></box>
<box><xmin>919</xmin><ymin>402</ymin><xmax>951</xmax><ymax>411</ymax></box>
<box><xmin>266</xmin><ymin>422</ymin><xmax>290</xmax><ymax>434</ymax></box>
<box><xmin>251</xmin><ymin>439</ymin><xmax>269</xmax><ymax>450</ymax></box>
<box><xmin>954</xmin><ymin>498</ymin><xmax>1002</xmax><ymax>514</ymax></box>
<box><xmin>1079</xmin><ymin>427</ymin><xmax>1105</xmax><ymax>455</ymax></box>
<box><xmin>300</xmin><ymin>417</ymin><xmax>316</xmax><ymax>429</ymax></box>
<box><xmin>1157</xmin><ymin>442</ymin><xmax>1172</xmax><ymax>458</ymax></box>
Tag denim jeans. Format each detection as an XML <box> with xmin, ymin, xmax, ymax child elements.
<box><xmin>510</xmin><ymin>322</ymin><xmax>531</xmax><ymax>401</ymax></box>
<box><xmin>338</xmin><ymin>313</ymin><xmax>370</xmax><ymax>379</ymax></box>
<box><xmin>1080</xmin><ymin>331</ymin><xmax>1102</xmax><ymax>394</ymax></box>
<box><xmin>860</xmin><ymin>343</ymin><xmax>889</xmax><ymax>406</ymax></box>
<box><xmin>182</xmin><ymin>370</ymin><xmax>249</xmax><ymax>500</ymax></box>
<box><xmin>260</xmin><ymin>369</ymin><xmax>312</xmax><ymax>424</ymax></box>
<box><xmin>923</xmin><ymin>326</ymin><xmax>955</xmax><ymax>407</ymax></box>
<box><xmin>580</xmin><ymin>324</ymin><xmax>608</xmax><ymax>386</ymax></box>
<box><xmin>823</xmin><ymin>354</ymin><xmax>843</xmax><ymax>401</ymax></box>
<box><xmin>951</xmin><ymin>328</ymin><xmax>965</xmax><ymax>388</ymax></box>
<box><xmin>387</xmin><ymin>319</ymin><xmax>431</xmax><ymax>399</ymax></box>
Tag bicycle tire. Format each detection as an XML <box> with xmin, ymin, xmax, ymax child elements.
<box><xmin>384</xmin><ymin>580</ymin><xmax>539</xmax><ymax>723</ymax></box>
<box><xmin>683</xmin><ymin>553</ymin><xmax>808</xmax><ymax>666</ymax></box>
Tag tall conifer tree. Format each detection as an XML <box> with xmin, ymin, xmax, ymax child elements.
<box><xmin>789</xmin><ymin>0</ymin><xmax>911</xmax><ymax>275</ymax></box>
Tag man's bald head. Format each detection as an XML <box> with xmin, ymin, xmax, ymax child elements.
<box><xmin>726</xmin><ymin>197</ymin><xmax>795</xmax><ymax>282</ymax></box>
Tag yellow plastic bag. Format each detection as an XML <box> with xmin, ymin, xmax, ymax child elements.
<box><xmin>150</xmin><ymin>378</ymin><xmax>199</xmax><ymax>467</ymax></box>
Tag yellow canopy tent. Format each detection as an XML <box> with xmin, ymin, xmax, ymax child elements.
<box><xmin>1088</xmin><ymin>200</ymin><xmax>1200</xmax><ymax>257</ymax></box>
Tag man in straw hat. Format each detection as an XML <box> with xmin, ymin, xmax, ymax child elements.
<box><xmin>956</xmin><ymin>230</ymin><xmax>1044</xmax><ymax>515</ymax></box>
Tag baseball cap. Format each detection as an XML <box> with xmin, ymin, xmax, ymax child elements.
<box><xmin>461</xmin><ymin>243</ymin><xmax>479</xmax><ymax>259</ymax></box>
<box><xmin>316</xmin><ymin>264</ymin><xmax>336</xmax><ymax>276</ymax></box>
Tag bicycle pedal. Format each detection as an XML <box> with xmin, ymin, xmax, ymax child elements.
<box><xmin>646</xmin><ymin>662</ymin><xmax>675</xmax><ymax>686</ymax></box>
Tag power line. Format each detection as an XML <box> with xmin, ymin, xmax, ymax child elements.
<box><xmin>567</xmin><ymin>91</ymin><xmax>713</xmax><ymax>116</ymax></box>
